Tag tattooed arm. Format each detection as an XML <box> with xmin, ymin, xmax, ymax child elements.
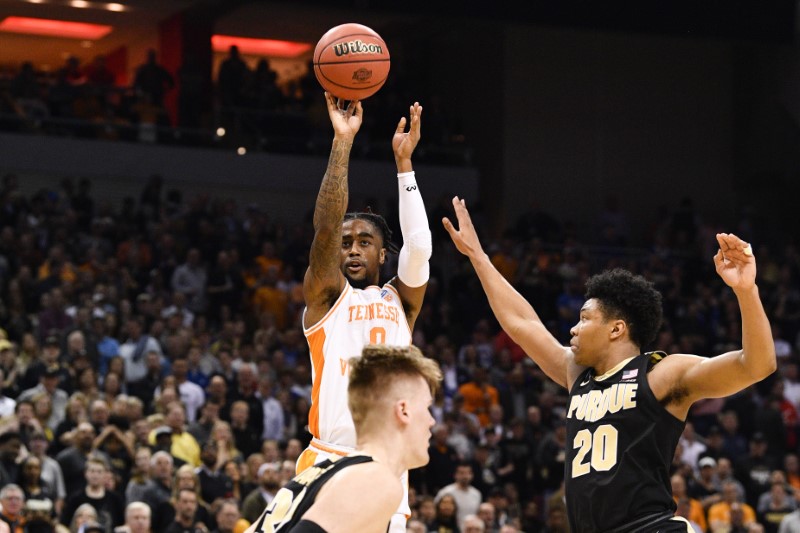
<box><xmin>303</xmin><ymin>93</ymin><xmax>364</xmax><ymax>327</ymax></box>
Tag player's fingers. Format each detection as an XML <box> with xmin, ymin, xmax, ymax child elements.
<box><xmin>725</xmin><ymin>233</ymin><xmax>751</xmax><ymax>254</ymax></box>
<box><xmin>716</xmin><ymin>233</ymin><xmax>731</xmax><ymax>251</ymax></box>
<box><xmin>729</xmin><ymin>234</ymin><xmax>749</xmax><ymax>249</ymax></box>
<box><xmin>452</xmin><ymin>196</ymin><xmax>466</xmax><ymax>217</ymax></box>
<box><xmin>719</xmin><ymin>233</ymin><xmax>751</xmax><ymax>256</ymax></box>
<box><xmin>410</xmin><ymin>123</ymin><xmax>421</xmax><ymax>141</ymax></box>
<box><xmin>353</xmin><ymin>100</ymin><xmax>363</xmax><ymax>116</ymax></box>
<box><xmin>396</xmin><ymin>117</ymin><xmax>406</xmax><ymax>133</ymax></box>
<box><xmin>442</xmin><ymin>217</ymin><xmax>461</xmax><ymax>240</ymax></box>
<box><xmin>713</xmin><ymin>250</ymin><xmax>725</xmax><ymax>271</ymax></box>
<box><xmin>453</xmin><ymin>197</ymin><xmax>473</xmax><ymax>225</ymax></box>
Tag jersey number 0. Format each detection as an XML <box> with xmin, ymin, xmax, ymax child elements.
<box><xmin>369</xmin><ymin>326</ymin><xmax>386</xmax><ymax>344</ymax></box>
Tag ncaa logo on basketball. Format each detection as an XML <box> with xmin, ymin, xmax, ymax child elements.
<box><xmin>352</xmin><ymin>68</ymin><xmax>372</xmax><ymax>83</ymax></box>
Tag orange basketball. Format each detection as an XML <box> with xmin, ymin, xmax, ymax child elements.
<box><xmin>313</xmin><ymin>23</ymin><xmax>390</xmax><ymax>101</ymax></box>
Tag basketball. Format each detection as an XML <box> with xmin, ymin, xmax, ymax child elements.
<box><xmin>313</xmin><ymin>23</ymin><xmax>390</xmax><ymax>101</ymax></box>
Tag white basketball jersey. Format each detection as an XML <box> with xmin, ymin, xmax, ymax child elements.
<box><xmin>304</xmin><ymin>281</ymin><xmax>411</xmax><ymax>448</ymax></box>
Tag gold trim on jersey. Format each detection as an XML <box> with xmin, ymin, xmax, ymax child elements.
<box><xmin>647</xmin><ymin>350</ymin><xmax>667</xmax><ymax>364</ymax></box>
<box><xmin>670</xmin><ymin>516</ymin><xmax>694</xmax><ymax>532</ymax></box>
<box><xmin>594</xmin><ymin>356</ymin><xmax>636</xmax><ymax>382</ymax></box>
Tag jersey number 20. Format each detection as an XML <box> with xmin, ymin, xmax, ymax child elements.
<box><xmin>571</xmin><ymin>424</ymin><xmax>618</xmax><ymax>477</ymax></box>
<box><xmin>255</xmin><ymin>489</ymin><xmax>297</xmax><ymax>533</ymax></box>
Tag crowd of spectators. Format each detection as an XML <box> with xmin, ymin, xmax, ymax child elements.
<box><xmin>0</xmin><ymin>47</ymin><xmax>468</xmax><ymax>164</ymax></box>
<box><xmin>0</xmin><ymin>166</ymin><xmax>798</xmax><ymax>533</ymax></box>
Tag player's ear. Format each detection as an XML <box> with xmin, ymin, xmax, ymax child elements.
<box><xmin>609</xmin><ymin>319</ymin><xmax>627</xmax><ymax>340</ymax></box>
<box><xmin>395</xmin><ymin>399</ymin><xmax>410</xmax><ymax>424</ymax></box>
<box><xmin>379</xmin><ymin>246</ymin><xmax>386</xmax><ymax>265</ymax></box>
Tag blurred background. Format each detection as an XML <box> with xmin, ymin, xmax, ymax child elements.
<box><xmin>1</xmin><ymin>0</ymin><xmax>799</xmax><ymax>238</ymax></box>
<box><xmin>1</xmin><ymin>1</ymin><xmax>800</xmax><ymax>532</ymax></box>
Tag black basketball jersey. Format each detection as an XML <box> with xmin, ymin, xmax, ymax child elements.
<box><xmin>564</xmin><ymin>352</ymin><xmax>685</xmax><ymax>532</ymax></box>
<box><xmin>251</xmin><ymin>454</ymin><xmax>375</xmax><ymax>533</ymax></box>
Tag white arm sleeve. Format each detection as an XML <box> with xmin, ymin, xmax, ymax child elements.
<box><xmin>397</xmin><ymin>171</ymin><xmax>432</xmax><ymax>288</ymax></box>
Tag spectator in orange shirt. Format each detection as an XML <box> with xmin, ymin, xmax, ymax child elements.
<box><xmin>785</xmin><ymin>454</ymin><xmax>800</xmax><ymax>492</ymax></box>
<box><xmin>116</xmin><ymin>234</ymin><xmax>153</xmax><ymax>270</ymax></box>
<box><xmin>37</xmin><ymin>245</ymin><xmax>77</xmax><ymax>285</ymax></box>
<box><xmin>457</xmin><ymin>367</ymin><xmax>499</xmax><ymax>427</ymax></box>
<box><xmin>672</xmin><ymin>473</ymin><xmax>707</xmax><ymax>532</ymax></box>
<box><xmin>708</xmin><ymin>481</ymin><xmax>757</xmax><ymax>532</ymax></box>
<box><xmin>490</xmin><ymin>235</ymin><xmax>519</xmax><ymax>282</ymax></box>
<box><xmin>255</xmin><ymin>242</ymin><xmax>283</xmax><ymax>277</ymax></box>
<box><xmin>676</xmin><ymin>497</ymin><xmax>704</xmax><ymax>533</ymax></box>
<box><xmin>251</xmin><ymin>268</ymin><xmax>289</xmax><ymax>330</ymax></box>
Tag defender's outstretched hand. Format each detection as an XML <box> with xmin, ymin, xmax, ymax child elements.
<box><xmin>392</xmin><ymin>102</ymin><xmax>422</xmax><ymax>162</ymax></box>
<box><xmin>714</xmin><ymin>233</ymin><xmax>756</xmax><ymax>291</ymax></box>
<box><xmin>325</xmin><ymin>92</ymin><xmax>362</xmax><ymax>139</ymax></box>
<box><xmin>442</xmin><ymin>196</ymin><xmax>485</xmax><ymax>259</ymax></box>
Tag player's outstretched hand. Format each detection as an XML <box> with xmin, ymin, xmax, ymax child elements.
<box><xmin>393</xmin><ymin>102</ymin><xmax>422</xmax><ymax>162</ymax></box>
<box><xmin>713</xmin><ymin>233</ymin><xmax>756</xmax><ymax>291</ymax></box>
<box><xmin>442</xmin><ymin>196</ymin><xmax>485</xmax><ymax>259</ymax></box>
<box><xmin>326</xmin><ymin>92</ymin><xmax>362</xmax><ymax>140</ymax></box>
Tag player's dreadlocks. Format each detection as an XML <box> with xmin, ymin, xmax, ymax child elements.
<box><xmin>344</xmin><ymin>208</ymin><xmax>400</xmax><ymax>254</ymax></box>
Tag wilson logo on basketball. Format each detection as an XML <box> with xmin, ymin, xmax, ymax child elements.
<box><xmin>333</xmin><ymin>40</ymin><xmax>383</xmax><ymax>56</ymax></box>
<box><xmin>352</xmin><ymin>69</ymin><xmax>372</xmax><ymax>83</ymax></box>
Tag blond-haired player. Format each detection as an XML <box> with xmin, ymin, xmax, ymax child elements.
<box><xmin>299</xmin><ymin>93</ymin><xmax>431</xmax><ymax>532</ymax></box>
<box><xmin>247</xmin><ymin>345</ymin><xmax>441</xmax><ymax>533</ymax></box>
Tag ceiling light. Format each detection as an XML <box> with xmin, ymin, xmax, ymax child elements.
<box><xmin>70</xmin><ymin>0</ymin><xmax>90</xmax><ymax>7</ymax></box>
<box><xmin>212</xmin><ymin>35</ymin><xmax>312</xmax><ymax>58</ymax></box>
<box><xmin>105</xmin><ymin>3</ymin><xmax>125</xmax><ymax>11</ymax></box>
<box><xmin>0</xmin><ymin>16</ymin><xmax>112</xmax><ymax>39</ymax></box>
<box><xmin>24</xmin><ymin>0</ymin><xmax>47</xmax><ymax>4</ymax></box>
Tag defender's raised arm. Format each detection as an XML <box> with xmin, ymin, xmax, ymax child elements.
<box><xmin>654</xmin><ymin>233</ymin><xmax>776</xmax><ymax>417</ymax></box>
<box><xmin>443</xmin><ymin>197</ymin><xmax>576</xmax><ymax>388</ymax></box>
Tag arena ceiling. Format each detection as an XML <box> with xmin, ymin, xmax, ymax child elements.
<box><xmin>0</xmin><ymin>0</ymin><xmax>795</xmax><ymax>72</ymax></box>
